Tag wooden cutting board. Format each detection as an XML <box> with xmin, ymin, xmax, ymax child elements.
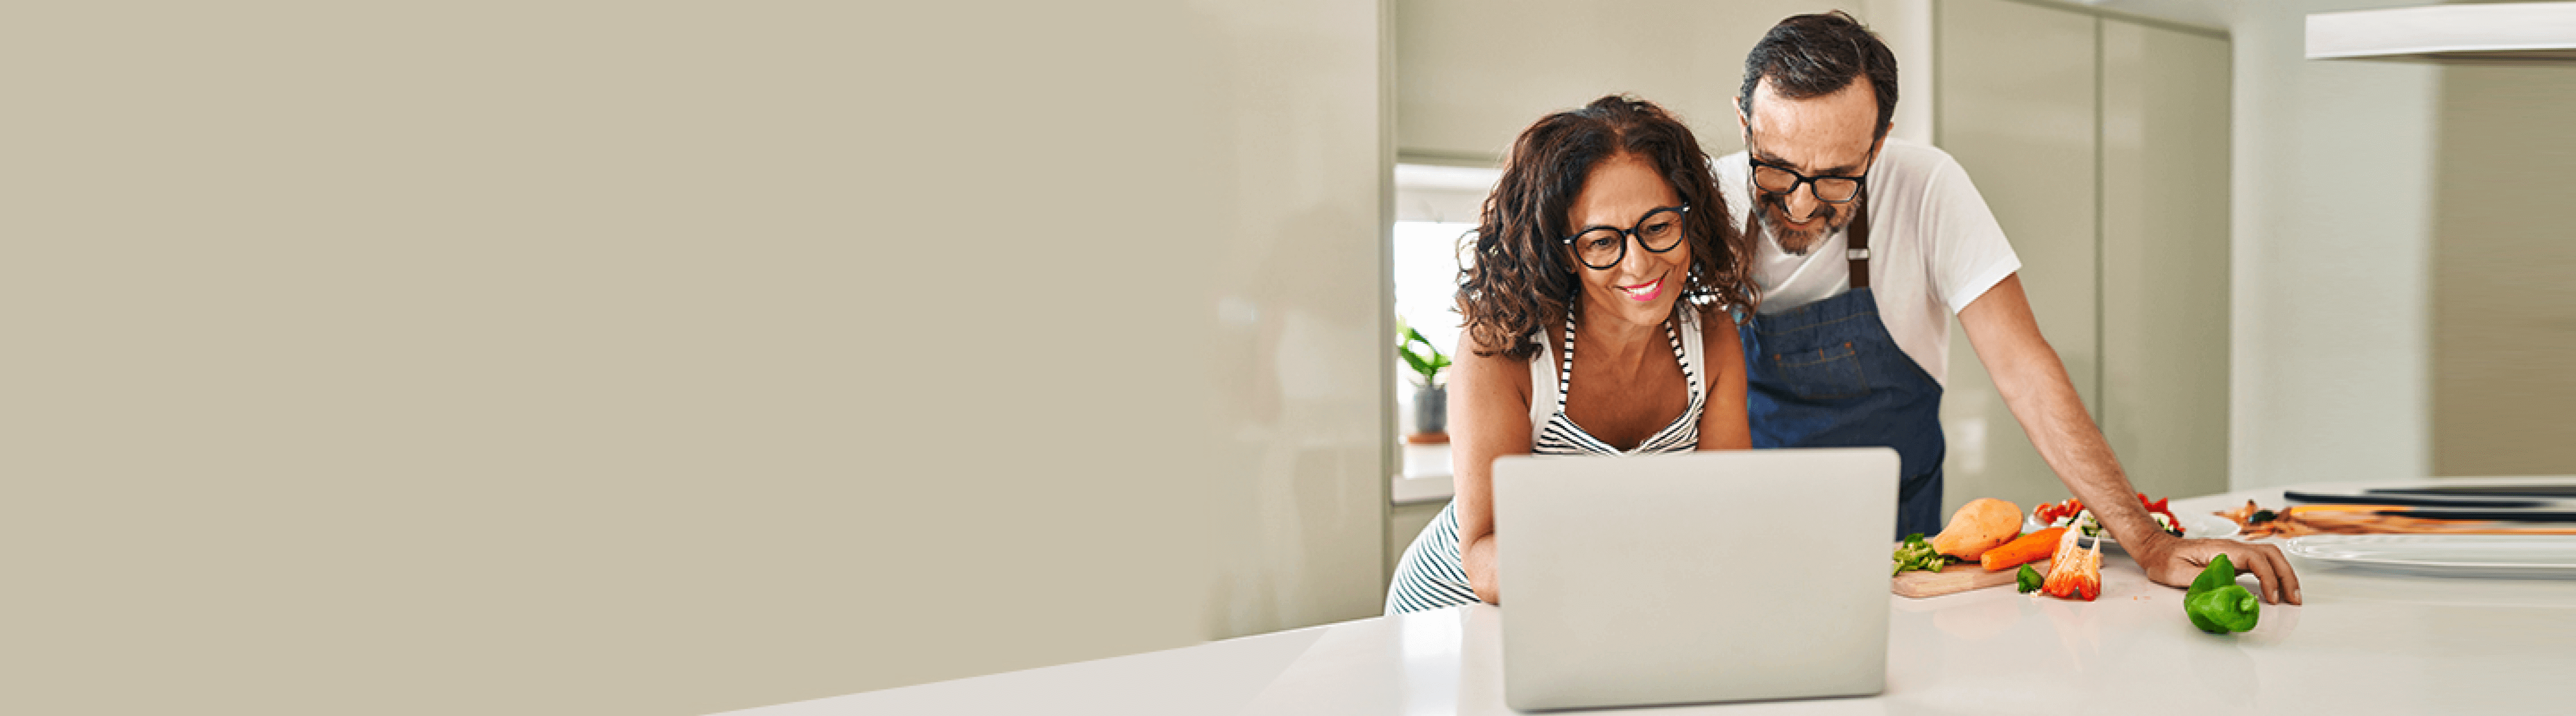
<box><xmin>1892</xmin><ymin>560</ymin><xmax>2049</xmax><ymax>598</ymax></box>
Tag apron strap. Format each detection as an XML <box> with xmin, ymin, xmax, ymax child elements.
<box><xmin>1846</xmin><ymin>188</ymin><xmax>1872</xmax><ymax>289</ymax></box>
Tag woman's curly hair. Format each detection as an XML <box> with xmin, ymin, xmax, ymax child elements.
<box><xmin>1457</xmin><ymin>95</ymin><xmax>1755</xmax><ymax>362</ymax></box>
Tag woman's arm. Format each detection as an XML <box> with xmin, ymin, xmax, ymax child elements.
<box><xmin>1450</xmin><ymin>335</ymin><xmax>1533</xmax><ymax>605</ymax></box>
<box><xmin>1696</xmin><ymin>309</ymin><xmax>1752</xmax><ymax>450</ymax></box>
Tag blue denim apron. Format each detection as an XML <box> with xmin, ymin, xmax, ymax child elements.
<box><xmin>1736</xmin><ymin>196</ymin><xmax>1949</xmax><ymax>539</ymax></box>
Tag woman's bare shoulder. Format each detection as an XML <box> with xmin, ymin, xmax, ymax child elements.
<box><xmin>1453</xmin><ymin>329</ymin><xmax>1535</xmax><ymax>400</ymax></box>
<box><xmin>1693</xmin><ymin>304</ymin><xmax>1744</xmax><ymax>353</ymax></box>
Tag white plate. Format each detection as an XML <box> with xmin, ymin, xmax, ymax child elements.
<box><xmin>2283</xmin><ymin>535</ymin><xmax>2576</xmax><ymax>578</ymax></box>
<box><xmin>2021</xmin><ymin>511</ymin><xmax>2240</xmax><ymax>549</ymax></box>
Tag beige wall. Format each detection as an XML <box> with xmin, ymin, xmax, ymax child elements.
<box><xmin>3</xmin><ymin>2</ymin><xmax>1389</xmax><ymax>714</ymax></box>
<box><xmin>2431</xmin><ymin>65</ymin><xmax>2576</xmax><ymax>477</ymax></box>
<box><xmin>1394</xmin><ymin>0</ymin><xmax>1919</xmax><ymax>165</ymax></box>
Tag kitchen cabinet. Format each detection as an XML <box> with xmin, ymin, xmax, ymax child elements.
<box><xmin>1936</xmin><ymin>0</ymin><xmax>2232</xmax><ymax>515</ymax></box>
<box><xmin>2100</xmin><ymin>18</ymin><xmax>2233</xmax><ymax>502</ymax></box>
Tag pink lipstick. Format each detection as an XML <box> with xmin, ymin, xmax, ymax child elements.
<box><xmin>1618</xmin><ymin>277</ymin><xmax>1663</xmax><ymax>302</ymax></box>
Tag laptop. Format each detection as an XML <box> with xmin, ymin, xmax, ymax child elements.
<box><xmin>1491</xmin><ymin>448</ymin><xmax>1899</xmax><ymax>711</ymax></box>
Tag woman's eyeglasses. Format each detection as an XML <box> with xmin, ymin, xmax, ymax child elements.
<box><xmin>1562</xmin><ymin>205</ymin><xmax>1688</xmax><ymax>270</ymax></box>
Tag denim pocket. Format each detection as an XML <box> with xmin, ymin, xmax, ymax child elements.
<box><xmin>1768</xmin><ymin>341</ymin><xmax>1871</xmax><ymax>400</ymax></box>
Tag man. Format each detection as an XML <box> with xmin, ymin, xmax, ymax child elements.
<box><xmin>1722</xmin><ymin>12</ymin><xmax>2300</xmax><ymax>604</ymax></box>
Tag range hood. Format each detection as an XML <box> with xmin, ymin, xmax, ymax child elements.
<box><xmin>2309</xmin><ymin>2</ymin><xmax>2576</xmax><ymax>63</ymax></box>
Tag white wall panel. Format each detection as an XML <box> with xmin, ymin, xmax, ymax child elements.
<box><xmin>2228</xmin><ymin>0</ymin><xmax>2439</xmax><ymax>489</ymax></box>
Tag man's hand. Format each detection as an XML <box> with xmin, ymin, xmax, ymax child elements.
<box><xmin>1958</xmin><ymin>275</ymin><xmax>2305</xmax><ymax>606</ymax></box>
<box><xmin>2132</xmin><ymin>533</ymin><xmax>2303</xmax><ymax>605</ymax></box>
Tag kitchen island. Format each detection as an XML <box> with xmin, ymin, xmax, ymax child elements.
<box><xmin>734</xmin><ymin>480</ymin><xmax>2576</xmax><ymax>715</ymax></box>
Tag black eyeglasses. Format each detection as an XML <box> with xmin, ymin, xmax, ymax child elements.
<box><xmin>1740</xmin><ymin>116</ymin><xmax>1877</xmax><ymax>205</ymax></box>
<box><xmin>1747</xmin><ymin>154</ymin><xmax>1869</xmax><ymax>204</ymax></box>
<box><xmin>1561</xmin><ymin>205</ymin><xmax>1688</xmax><ymax>270</ymax></box>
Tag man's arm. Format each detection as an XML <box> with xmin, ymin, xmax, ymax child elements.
<box><xmin>1956</xmin><ymin>274</ymin><xmax>2302</xmax><ymax>604</ymax></box>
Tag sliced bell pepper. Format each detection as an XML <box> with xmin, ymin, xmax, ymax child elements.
<box><xmin>2038</xmin><ymin>524</ymin><xmax>2102</xmax><ymax>601</ymax></box>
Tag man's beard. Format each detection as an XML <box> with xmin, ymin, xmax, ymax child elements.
<box><xmin>1755</xmin><ymin>192</ymin><xmax>1854</xmax><ymax>256</ymax></box>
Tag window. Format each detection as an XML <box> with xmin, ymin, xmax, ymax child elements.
<box><xmin>1391</xmin><ymin>164</ymin><xmax>1497</xmax><ymax>487</ymax></box>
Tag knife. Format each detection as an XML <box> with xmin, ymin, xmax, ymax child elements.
<box><xmin>2284</xmin><ymin>490</ymin><xmax>2550</xmax><ymax>508</ymax></box>
<box><xmin>2368</xmin><ymin>485</ymin><xmax>2576</xmax><ymax>498</ymax></box>
<box><xmin>2373</xmin><ymin>510</ymin><xmax>2576</xmax><ymax>523</ymax></box>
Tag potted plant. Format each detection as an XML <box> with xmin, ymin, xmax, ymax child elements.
<box><xmin>1398</xmin><ymin>320</ymin><xmax>1453</xmax><ymax>443</ymax></box>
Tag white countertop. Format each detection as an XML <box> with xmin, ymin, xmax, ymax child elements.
<box><xmin>739</xmin><ymin>480</ymin><xmax>2576</xmax><ymax>715</ymax></box>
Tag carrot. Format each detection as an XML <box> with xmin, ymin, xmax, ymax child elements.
<box><xmin>1980</xmin><ymin>527</ymin><xmax>2067</xmax><ymax>572</ymax></box>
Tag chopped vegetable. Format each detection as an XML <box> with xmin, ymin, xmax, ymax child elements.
<box><xmin>1930</xmin><ymin>498</ymin><xmax>2023</xmax><ymax>560</ymax></box>
<box><xmin>2140</xmin><ymin>494</ymin><xmax>2185</xmax><ymax>537</ymax></box>
<box><xmin>1980</xmin><ymin>527</ymin><xmax>2067</xmax><ymax>572</ymax></box>
<box><xmin>2034</xmin><ymin>498</ymin><xmax>2083</xmax><ymax>526</ymax></box>
<box><xmin>2184</xmin><ymin>554</ymin><xmax>2260</xmax><ymax>633</ymax></box>
<box><xmin>2038</xmin><ymin>527</ymin><xmax>2103</xmax><ymax>601</ymax></box>
<box><xmin>2015</xmin><ymin>564</ymin><xmax>2044</xmax><ymax>593</ymax></box>
<box><xmin>2035</xmin><ymin>493</ymin><xmax>2184</xmax><ymax>538</ymax></box>
<box><xmin>1892</xmin><ymin>533</ymin><xmax>1959</xmax><ymax>575</ymax></box>
<box><xmin>2218</xmin><ymin>500</ymin><xmax>2305</xmax><ymax>538</ymax></box>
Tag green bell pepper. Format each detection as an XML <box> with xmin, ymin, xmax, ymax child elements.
<box><xmin>2189</xmin><ymin>553</ymin><xmax>2238</xmax><ymax>594</ymax></box>
<box><xmin>2187</xmin><ymin>586</ymin><xmax>2261</xmax><ymax>633</ymax></box>
<box><xmin>2183</xmin><ymin>553</ymin><xmax>2260</xmax><ymax>633</ymax></box>
<box><xmin>2016</xmin><ymin>563</ymin><xmax>2044</xmax><ymax>593</ymax></box>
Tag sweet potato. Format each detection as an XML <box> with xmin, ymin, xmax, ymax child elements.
<box><xmin>1928</xmin><ymin>498</ymin><xmax>2021</xmax><ymax>560</ymax></box>
<box><xmin>1980</xmin><ymin>527</ymin><xmax>2067</xmax><ymax>572</ymax></box>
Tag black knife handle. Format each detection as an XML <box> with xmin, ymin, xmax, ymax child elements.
<box><xmin>2284</xmin><ymin>490</ymin><xmax>2549</xmax><ymax>508</ymax></box>
<box><xmin>2376</xmin><ymin>510</ymin><xmax>2576</xmax><ymax>523</ymax></box>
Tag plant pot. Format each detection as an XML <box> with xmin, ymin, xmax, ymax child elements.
<box><xmin>1411</xmin><ymin>384</ymin><xmax>1447</xmax><ymax>437</ymax></box>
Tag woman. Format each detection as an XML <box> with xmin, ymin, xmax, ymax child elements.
<box><xmin>1387</xmin><ymin>96</ymin><xmax>1758</xmax><ymax>614</ymax></box>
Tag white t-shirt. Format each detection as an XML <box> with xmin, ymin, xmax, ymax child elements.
<box><xmin>1712</xmin><ymin>137</ymin><xmax>2020</xmax><ymax>387</ymax></box>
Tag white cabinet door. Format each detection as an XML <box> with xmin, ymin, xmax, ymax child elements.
<box><xmin>2101</xmin><ymin>20</ymin><xmax>2232</xmax><ymax>501</ymax></box>
<box><xmin>1935</xmin><ymin>0</ymin><xmax>2101</xmax><ymax>516</ymax></box>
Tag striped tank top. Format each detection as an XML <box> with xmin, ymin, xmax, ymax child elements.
<box><xmin>1384</xmin><ymin>309</ymin><xmax>1707</xmax><ymax>614</ymax></box>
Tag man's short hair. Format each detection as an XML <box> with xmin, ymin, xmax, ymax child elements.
<box><xmin>1739</xmin><ymin>11</ymin><xmax>1899</xmax><ymax>138</ymax></box>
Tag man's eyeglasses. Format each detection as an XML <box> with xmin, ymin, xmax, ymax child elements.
<box><xmin>1747</xmin><ymin>156</ymin><xmax>1868</xmax><ymax>204</ymax></box>
<box><xmin>1561</xmin><ymin>205</ymin><xmax>1688</xmax><ymax>270</ymax></box>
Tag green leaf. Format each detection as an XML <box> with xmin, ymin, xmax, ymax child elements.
<box><xmin>1400</xmin><ymin>326</ymin><xmax>1448</xmax><ymax>384</ymax></box>
<box><xmin>1398</xmin><ymin>345</ymin><xmax>1432</xmax><ymax>378</ymax></box>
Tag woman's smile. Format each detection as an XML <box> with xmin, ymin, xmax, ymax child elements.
<box><xmin>1618</xmin><ymin>274</ymin><xmax>1667</xmax><ymax>302</ymax></box>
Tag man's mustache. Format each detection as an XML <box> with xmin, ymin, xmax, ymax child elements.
<box><xmin>1758</xmin><ymin>192</ymin><xmax>1837</xmax><ymax>224</ymax></box>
